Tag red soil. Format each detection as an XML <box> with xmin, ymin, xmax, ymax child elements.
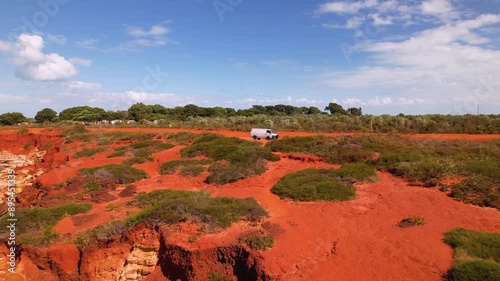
<box><xmin>1</xmin><ymin>128</ymin><xmax>499</xmax><ymax>281</ymax></box>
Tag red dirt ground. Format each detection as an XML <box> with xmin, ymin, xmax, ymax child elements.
<box><xmin>1</xmin><ymin>128</ymin><xmax>499</xmax><ymax>281</ymax></box>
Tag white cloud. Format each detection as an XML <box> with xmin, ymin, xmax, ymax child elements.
<box><xmin>126</xmin><ymin>25</ymin><xmax>170</xmax><ymax>37</ymax></box>
<box><xmin>47</xmin><ymin>34</ymin><xmax>67</xmax><ymax>45</ymax></box>
<box><xmin>317</xmin><ymin>0</ymin><xmax>464</xmax><ymax>29</ymax></box>
<box><xmin>0</xmin><ymin>41</ymin><xmax>12</xmax><ymax>52</ymax></box>
<box><xmin>121</xmin><ymin>24</ymin><xmax>173</xmax><ymax>50</ymax></box>
<box><xmin>0</xmin><ymin>34</ymin><xmax>79</xmax><ymax>81</ymax></box>
<box><xmin>320</xmin><ymin>14</ymin><xmax>500</xmax><ymax>113</ymax></box>
<box><xmin>262</xmin><ymin>60</ymin><xmax>293</xmax><ymax>68</ymax></box>
<box><xmin>50</xmin><ymin>81</ymin><xmax>102</xmax><ymax>90</ymax></box>
<box><xmin>0</xmin><ymin>93</ymin><xmax>51</xmax><ymax>104</ymax></box>
<box><xmin>316</xmin><ymin>0</ymin><xmax>378</xmax><ymax>15</ymax></box>
<box><xmin>421</xmin><ymin>0</ymin><xmax>458</xmax><ymax>21</ymax></box>
<box><xmin>76</xmin><ymin>39</ymin><xmax>97</xmax><ymax>49</ymax></box>
<box><xmin>242</xmin><ymin>96</ymin><xmax>323</xmax><ymax>105</ymax></box>
<box><xmin>69</xmin><ymin>58</ymin><xmax>93</xmax><ymax>66</ymax></box>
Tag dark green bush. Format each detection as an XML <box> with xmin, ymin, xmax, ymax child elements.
<box><xmin>444</xmin><ymin>228</ymin><xmax>500</xmax><ymax>281</ymax></box>
<box><xmin>333</xmin><ymin>163</ymin><xmax>378</xmax><ymax>182</ymax></box>
<box><xmin>450</xmin><ymin>176</ymin><xmax>499</xmax><ymax>209</ymax></box>
<box><xmin>126</xmin><ymin>190</ymin><xmax>268</xmax><ymax>230</ymax></box>
<box><xmin>123</xmin><ymin>156</ymin><xmax>151</xmax><ymax>165</ymax></box>
<box><xmin>83</xmin><ymin>181</ymin><xmax>103</xmax><ymax>192</ymax></box>
<box><xmin>271</xmin><ymin>169</ymin><xmax>356</xmax><ymax>202</ymax></box>
<box><xmin>181</xmin><ymin>134</ymin><xmax>279</xmax><ymax>184</ymax></box>
<box><xmin>397</xmin><ymin>215</ymin><xmax>425</xmax><ymax>228</ymax></box>
<box><xmin>267</xmin><ymin>136</ymin><xmax>377</xmax><ymax>164</ymax></box>
<box><xmin>0</xmin><ymin>204</ymin><xmax>92</xmax><ymax>236</ymax></box>
<box><xmin>74</xmin><ymin>221</ymin><xmax>128</xmax><ymax>249</ymax></box>
<box><xmin>160</xmin><ymin>159</ymin><xmax>212</xmax><ymax>175</ymax></box>
<box><xmin>245</xmin><ymin>235</ymin><xmax>275</xmax><ymax>251</ymax></box>
<box><xmin>73</xmin><ymin>147</ymin><xmax>107</xmax><ymax>158</ymax></box>
<box><xmin>167</xmin><ymin>132</ymin><xmax>200</xmax><ymax>145</ymax></box>
<box><xmin>180</xmin><ymin>165</ymin><xmax>206</xmax><ymax>177</ymax></box>
<box><xmin>80</xmin><ymin>164</ymin><xmax>148</xmax><ymax>184</ymax></box>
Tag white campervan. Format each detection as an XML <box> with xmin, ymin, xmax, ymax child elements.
<box><xmin>250</xmin><ymin>128</ymin><xmax>279</xmax><ymax>140</ymax></box>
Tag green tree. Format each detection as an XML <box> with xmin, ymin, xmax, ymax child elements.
<box><xmin>306</xmin><ymin>106</ymin><xmax>322</xmax><ymax>115</ymax></box>
<box><xmin>35</xmin><ymin>108</ymin><xmax>57</xmax><ymax>123</ymax></box>
<box><xmin>0</xmin><ymin>112</ymin><xmax>26</xmax><ymax>125</ymax></box>
<box><xmin>325</xmin><ymin>103</ymin><xmax>347</xmax><ymax>115</ymax></box>
<box><xmin>347</xmin><ymin>107</ymin><xmax>362</xmax><ymax>116</ymax></box>
<box><xmin>128</xmin><ymin>103</ymin><xmax>153</xmax><ymax>121</ymax></box>
<box><xmin>59</xmin><ymin>106</ymin><xmax>106</xmax><ymax>121</ymax></box>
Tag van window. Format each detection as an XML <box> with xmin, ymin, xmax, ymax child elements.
<box><xmin>266</xmin><ymin>130</ymin><xmax>271</xmax><ymax>133</ymax></box>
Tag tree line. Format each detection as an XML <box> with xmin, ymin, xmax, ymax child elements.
<box><xmin>0</xmin><ymin>103</ymin><xmax>359</xmax><ymax>125</ymax></box>
<box><xmin>0</xmin><ymin>103</ymin><xmax>498</xmax><ymax>134</ymax></box>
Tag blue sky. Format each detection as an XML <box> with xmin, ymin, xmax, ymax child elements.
<box><xmin>0</xmin><ymin>0</ymin><xmax>499</xmax><ymax>117</ymax></box>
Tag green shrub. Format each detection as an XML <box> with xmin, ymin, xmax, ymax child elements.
<box><xmin>0</xmin><ymin>204</ymin><xmax>92</xmax><ymax>236</ymax></box>
<box><xmin>107</xmin><ymin>150</ymin><xmax>128</xmax><ymax>158</ymax></box>
<box><xmin>389</xmin><ymin>157</ymin><xmax>463</xmax><ymax>182</ymax></box>
<box><xmin>208</xmin><ymin>272</ymin><xmax>232</xmax><ymax>281</ymax></box>
<box><xmin>267</xmin><ymin>136</ymin><xmax>377</xmax><ymax>164</ymax></box>
<box><xmin>181</xmin><ymin>134</ymin><xmax>279</xmax><ymax>184</ymax></box>
<box><xmin>80</xmin><ymin>164</ymin><xmax>148</xmax><ymax>184</ymax></box>
<box><xmin>168</xmin><ymin>132</ymin><xmax>200</xmax><ymax>145</ymax></box>
<box><xmin>444</xmin><ymin>228</ymin><xmax>500</xmax><ymax>281</ymax></box>
<box><xmin>397</xmin><ymin>215</ymin><xmax>425</xmax><ymax>228</ymax></box>
<box><xmin>245</xmin><ymin>235</ymin><xmax>275</xmax><ymax>251</ymax></box>
<box><xmin>60</xmin><ymin>123</ymin><xmax>89</xmax><ymax>136</ymax></box>
<box><xmin>271</xmin><ymin>169</ymin><xmax>356</xmax><ymax>202</ymax></box>
<box><xmin>83</xmin><ymin>181</ymin><xmax>102</xmax><ymax>192</ymax></box>
<box><xmin>123</xmin><ymin>156</ymin><xmax>151</xmax><ymax>165</ymax></box>
<box><xmin>450</xmin><ymin>176</ymin><xmax>499</xmax><ymax>209</ymax></box>
<box><xmin>73</xmin><ymin>147</ymin><xmax>107</xmax><ymax>158</ymax></box>
<box><xmin>74</xmin><ymin>221</ymin><xmax>128</xmax><ymax>249</ymax></box>
<box><xmin>17</xmin><ymin>125</ymin><xmax>29</xmax><ymax>134</ymax></box>
<box><xmin>180</xmin><ymin>165</ymin><xmax>206</xmax><ymax>177</ymax></box>
<box><xmin>126</xmin><ymin>190</ymin><xmax>268</xmax><ymax>230</ymax></box>
<box><xmin>161</xmin><ymin>159</ymin><xmax>211</xmax><ymax>175</ymax></box>
<box><xmin>333</xmin><ymin>163</ymin><xmax>378</xmax><ymax>182</ymax></box>
<box><xmin>18</xmin><ymin>227</ymin><xmax>59</xmax><ymax>246</ymax></box>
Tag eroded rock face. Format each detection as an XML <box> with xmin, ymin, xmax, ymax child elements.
<box><xmin>118</xmin><ymin>246</ymin><xmax>159</xmax><ymax>281</ymax></box>
<box><xmin>0</xmin><ymin>149</ymin><xmax>46</xmax><ymax>209</ymax></box>
<box><xmin>10</xmin><ymin>224</ymin><xmax>271</xmax><ymax>281</ymax></box>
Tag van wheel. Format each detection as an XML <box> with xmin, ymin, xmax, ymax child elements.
<box><xmin>252</xmin><ymin>135</ymin><xmax>257</xmax><ymax>140</ymax></box>
<box><xmin>266</xmin><ymin>136</ymin><xmax>271</xmax><ymax>140</ymax></box>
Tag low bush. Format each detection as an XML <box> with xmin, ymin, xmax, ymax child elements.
<box><xmin>397</xmin><ymin>215</ymin><xmax>425</xmax><ymax>228</ymax></box>
<box><xmin>180</xmin><ymin>165</ymin><xmax>206</xmax><ymax>177</ymax></box>
<box><xmin>73</xmin><ymin>147</ymin><xmax>107</xmax><ymax>159</ymax></box>
<box><xmin>80</xmin><ymin>164</ymin><xmax>148</xmax><ymax>184</ymax></box>
<box><xmin>123</xmin><ymin>156</ymin><xmax>151</xmax><ymax>165</ymax></box>
<box><xmin>450</xmin><ymin>176</ymin><xmax>499</xmax><ymax>209</ymax></box>
<box><xmin>18</xmin><ymin>227</ymin><xmax>59</xmax><ymax>246</ymax></box>
<box><xmin>181</xmin><ymin>134</ymin><xmax>279</xmax><ymax>184</ymax></box>
<box><xmin>444</xmin><ymin>228</ymin><xmax>500</xmax><ymax>281</ymax></box>
<box><xmin>107</xmin><ymin>149</ymin><xmax>128</xmax><ymax>158</ymax></box>
<box><xmin>74</xmin><ymin>221</ymin><xmax>128</xmax><ymax>248</ymax></box>
<box><xmin>267</xmin><ymin>136</ymin><xmax>377</xmax><ymax>164</ymax></box>
<box><xmin>167</xmin><ymin>132</ymin><xmax>200</xmax><ymax>145</ymax></box>
<box><xmin>83</xmin><ymin>181</ymin><xmax>103</xmax><ymax>192</ymax></box>
<box><xmin>208</xmin><ymin>272</ymin><xmax>232</xmax><ymax>281</ymax></box>
<box><xmin>126</xmin><ymin>190</ymin><xmax>268</xmax><ymax>230</ymax></box>
<box><xmin>245</xmin><ymin>235</ymin><xmax>275</xmax><ymax>251</ymax></box>
<box><xmin>333</xmin><ymin>163</ymin><xmax>378</xmax><ymax>182</ymax></box>
<box><xmin>271</xmin><ymin>169</ymin><xmax>356</xmax><ymax>202</ymax></box>
<box><xmin>388</xmin><ymin>157</ymin><xmax>463</xmax><ymax>182</ymax></box>
<box><xmin>160</xmin><ymin>159</ymin><xmax>211</xmax><ymax>174</ymax></box>
<box><xmin>0</xmin><ymin>201</ymin><xmax>92</xmax><ymax>238</ymax></box>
